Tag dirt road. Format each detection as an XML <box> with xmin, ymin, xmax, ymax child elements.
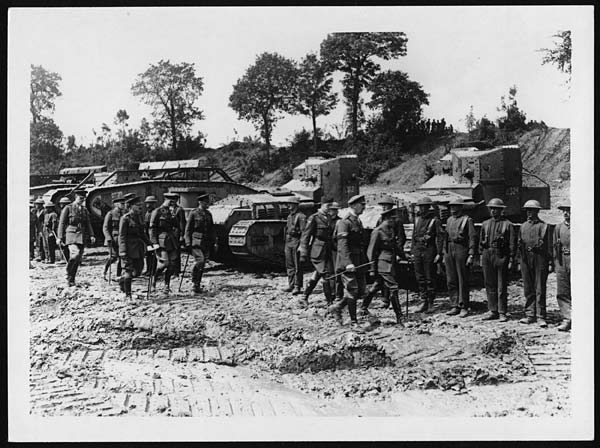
<box><xmin>29</xmin><ymin>248</ymin><xmax>571</xmax><ymax>417</ymax></box>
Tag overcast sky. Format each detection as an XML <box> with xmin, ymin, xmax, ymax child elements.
<box><xmin>11</xmin><ymin>6</ymin><xmax>581</xmax><ymax>148</ymax></box>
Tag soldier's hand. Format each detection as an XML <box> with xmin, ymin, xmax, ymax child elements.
<box><xmin>146</xmin><ymin>245</ymin><xmax>155</xmax><ymax>252</ymax></box>
<box><xmin>466</xmin><ymin>255</ymin><xmax>474</xmax><ymax>266</ymax></box>
<box><xmin>56</xmin><ymin>238</ymin><xmax>63</xmax><ymax>246</ymax></box>
<box><xmin>346</xmin><ymin>264</ymin><xmax>356</xmax><ymax>272</ymax></box>
<box><xmin>300</xmin><ymin>254</ymin><xmax>308</xmax><ymax>263</ymax></box>
<box><xmin>119</xmin><ymin>252</ymin><xmax>126</xmax><ymax>258</ymax></box>
<box><xmin>105</xmin><ymin>238</ymin><xmax>112</xmax><ymax>246</ymax></box>
<box><xmin>152</xmin><ymin>244</ymin><xmax>160</xmax><ymax>251</ymax></box>
<box><xmin>549</xmin><ymin>263</ymin><xmax>555</xmax><ymax>273</ymax></box>
<box><xmin>90</xmin><ymin>236</ymin><xmax>96</xmax><ymax>245</ymax></box>
<box><xmin>433</xmin><ymin>254</ymin><xmax>441</xmax><ymax>264</ymax></box>
<box><xmin>507</xmin><ymin>258</ymin><xmax>513</xmax><ymax>270</ymax></box>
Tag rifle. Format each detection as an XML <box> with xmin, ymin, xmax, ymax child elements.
<box><xmin>178</xmin><ymin>250</ymin><xmax>191</xmax><ymax>292</ymax></box>
<box><xmin>325</xmin><ymin>261</ymin><xmax>374</xmax><ymax>281</ymax></box>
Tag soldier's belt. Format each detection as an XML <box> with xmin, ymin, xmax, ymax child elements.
<box><xmin>562</xmin><ymin>248</ymin><xmax>570</xmax><ymax>255</ymax></box>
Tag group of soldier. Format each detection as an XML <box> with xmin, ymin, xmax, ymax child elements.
<box><xmin>30</xmin><ymin>189</ymin><xmax>571</xmax><ymax>333</ymax></box>
<box><xmin>284</xmin><ymin>194</ymin><xmax>572</xmax><ymax>332</ymax></box>
<box><xmin>29</xmin><ymin>190</ymin><xmax>215</xmax><ymax>298</ymax></box>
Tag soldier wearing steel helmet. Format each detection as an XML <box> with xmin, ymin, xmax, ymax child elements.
<box><xmin>411</xmin><ymin>196</ymin><xmax>444</xmax><ymax>313</ymax></box>
<box><xmin>518</xmin><ymin>199</ymin><xmax>554</xmax><ymax>327</ymax></box>
<box><xmin>554</xmin><ymin>199</ymin><xmax>571</xmax><ymax>332</ymax></box>
<box><xmin>443</xmin><ymin>198</ymin><xmax>477</xmax><ymax>318</ymax></box>
<box><xmin>283</xmin><ymin>197</ymin><xmax>307</xmax><ymax>294</ymax></box>
<box><xmin>184</xmin><ymin>193</ymin><xmax>216</xmax><ymax>294</ymax></box>
<box><xmin>479</xmin><ymin>198</ymin><xmax>516</xmax><ymax>322</ymax></box>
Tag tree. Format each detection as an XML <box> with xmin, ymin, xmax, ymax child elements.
<box><xmin>293</xmin><ymin>53</ymin><xmax>338</xmax><ymax>153</ymax></box>
<box><xmin>131</xmin><ymin>60</ymin><xmax>204</xmax><ymax>153</ymax></box>
<box><xmin>367</xmin><ymin>70</ymin><xmax>429</xmax><ymax>137</ymax></box>
<box><xmin>539</xmin><ymin>30</ymin><xmax>571</xmax><ymax>85</ymax></box>
<box><xmin>30</xmin><ymin>65</ymin><xmax>62</xmax><ymax>124</ymax></box>
<box><xmin>497</xmin><ymin>85</ymin><xmax>527</xmax><ymax>132</ymax></box>
<box><xmin>464</xmin><ymin>105</ymin><xmax>476</xmax><ymax>133</ymax></box>
<box><xmin>30</xmin><ymin>118</ymin><xmax>63</xmax><ymax>174</ymax></box>
<box><xmin>320</xmin><ymin>32</ymin><xmax>408</xmax><ymax>138</ymax></box>
<box><xmin>229</xmin><ymin>52</ymin><xmax>298</xmax><ymax>160</ymax></box>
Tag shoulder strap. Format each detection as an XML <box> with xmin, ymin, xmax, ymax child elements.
<box><xmin>458</xmin><ymin>215</ymin><xmax>468</xmax><ymax>233</ymax></box>
<box><xmin>426</xmin><ymin>217</ymin><xmax>435</xmax><ymax>232</ymax></box>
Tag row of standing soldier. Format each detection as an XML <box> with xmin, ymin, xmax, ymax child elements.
<box><xmin>284</xmin><ymin>194</ymin><xmax>571</xmax><ymax>332</ymax></box>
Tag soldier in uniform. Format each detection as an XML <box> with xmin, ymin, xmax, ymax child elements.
<box><xmin>328</xmin><ymin>202</ymin><xmax>344</xmax><ymax>303</ymax></box>
<box><xmin>118</xmin><ymin>196</ymin><xmax>153</xmax><ymax>299</ymax></box>
<box><xmin>283</xmin><ymin>197</ymin><xmax>306</xmax><ymax>294</ymax></box>
<box><xmin>554</xmin><ymin>199</ymin><xmax>571</xmax><ymax>332</ymax></box>
<box><xmin>33</xmin><ymin>198</ymin><xmax>46</xmax><ymax>261</ymax></box>
<box><xmin>365</xmin><ymin>208</ymin><xmax>405</xmax><ymax>324</ymax></box>
<box><xmin>142</xmin><ymin>195</ymin><xmax>158</xmax><ymax>276</ymax></box>
<box><xmin>443</xmin><ymin>198</ymin><xmax>477</xmax><ymax>317</ymax></box>
<box><xmin>172</xmin><ymin>194</ymin><xmax>187</xmax><ymax>277</ymax></box>
<box><xmin>329</xmin><ymin>194</ymin><xmax>368</xmax><ymax>326</ymax></box>
<box><xmin>518</xmin><ymin>199</ymin><xmax>554</xmax><ymax>327</ymax></box>
<box><xmin>149</xmin><ymin>193</ymin><xmax>181</xmax><ymax>293</ymax></box>
<box><xmin>102</xmin><ymin>197</ymin><xmax>125</xmax><ymax>281</ymax></box>
<box><xmin>42</xmin><ymin>201</ymin><xmax>59</xmax><ymax>264</ymax></box>
<box><xmin>411</xmin><ymin>197</ymin><xmax>444</xmax><ymax>313</ymax></box>
<box><xmin>57</xmin><ymin>190</ymin><xmax>96</xmax><ymax>286</ymax></box>
<box><xmin>58</xmin><ymin>197</ymin><xmax>72</xmax><ymax>260</ymax></box>
<box><xmin>184</xmin><ymin>193</ymin><xmax>216</xmax><ymax>294</ymax></box>
<box><xmin>368</xmin><ymin>195</ymin><xmax>407</xmax><ymax>309</ymax></box>
<box><xmin>480</xmin><ymin>198</ymin><xmax>516</xmax><ymax>322</ymax></box>
<box><xmin>299</xmin><ymin>199</ymin><xmax>335</xmax><ymax>307</ymax></box>
<box><xmin>29</xmin><ymin>201</ymin><xmax>37</xmax><ymax>260</ymax></box>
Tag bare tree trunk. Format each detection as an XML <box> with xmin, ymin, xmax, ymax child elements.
<box><xmin>311</xmin><ymin>107</ymin><xmax>318</xmax><ymax>154</ymax></box>
<box><xmin>263</xmin><ymin>115</ymin><xmax>271</xmax><ymax>165</ymax></box>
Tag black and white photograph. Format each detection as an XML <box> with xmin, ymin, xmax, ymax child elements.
<box><xmin>7</xmin><ymin>5</ymin><xmax>594</xmax><ymax>441</ymax></box>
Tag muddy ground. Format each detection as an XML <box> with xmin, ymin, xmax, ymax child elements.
<box><xmin>29</xmin><ymin>248</ymin><xmax>570</xmax><ymax>417</ymax></box>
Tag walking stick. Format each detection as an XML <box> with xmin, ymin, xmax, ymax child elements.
<box><xmin>51</xmin><ymin>230</ymin><xmax>66</xmax><ymax>262</ymax></box>
<box><xmin>324</xmin><ymin>261</ymin><xmax>374</xmax><ymax>281</ymax></box>
<box><xmin>146</xmin><ymin>249</ymin><xmax>156</xmax><ymax>300</ymax></box>
<box><xmin>178</xmin><ymin>250</ymin><xmax>191</xmax><ymax>292</ymax></box>
<box><xmin>107</xmin><ymin>245</ymin><xmax>113</xmax><ymax>285</ymax></box>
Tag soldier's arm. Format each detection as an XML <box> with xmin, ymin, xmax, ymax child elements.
<box><xmin>545</xmin><ymin>225</ymin><xmax>555</xmax><ymax>263</ymax></box>
<box><xmin>299</xmin><ymin>215</ymin><xmax>315</xmax><ymax>256</ymax></box>
<box><xmin>102</xmin><ymin>212</ymin><xmax>112</xmax><ymax>241</ymax></box>
<box><xmin>57</xmin><ymin>206</ymin><xmax>69</xmax><ymax>241</ymax></box>
<box><xmin>118</xmin><ymin>215</ymin><xmax>128</xmax><ymax>256</ymax></box>
<box><xmin>297</xmin><ymin>213</ymin><xmax>307</xmax><ymax>234</ymax></box>
<box><xmin>84</xmin><ymin>210</ymin><xmax>94</xmax><ymax>239</ymax></box>
<box><xmin>336</xmin><ymin>220</ymin><xmax>351</xmax><ymax>268</ymax></box>
<box><xmin>467</xmin><ymin>218</ymin><xmax>477</xmax><ymax>256</ymax></box>
<box><xmin>366</xmin><ymin>229</ymin><xmax>379</xmax><ymax>264</ymax></box>
<box><xmin>149</xmin><ymin>209</ymin><xmax>159</xmax><ymax>245</ymax></box>
<box><xmin>508</xmin><ymin>222</ymin><xmax>517</xmax><ymax>259</ymax></box>
<box><xmin>478</xmin><ymin>222</ymin><xmax>486</xmax><ymax>254</ymax></box>
<box><xmin>396</xmin><ymin>219</ymin><xmax>407</xmax><ymax>248</ymax></box>
<box><xmin>207</xmin><ymin>212</ymin><xmax>216</xmax><ymax>245</ymax></box>
<box><xmin>184</xmin><ymin>211</ymin><xmax>194</xmax><ymax>247</ymax></box>
<box><xmin>434</xmin><ymin>218</ymin><xmax>445</xmax><ymax>255</ymax></box>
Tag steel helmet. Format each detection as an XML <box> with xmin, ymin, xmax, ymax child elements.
<box><xmin>448</xmin><ymin>198</ymin><xmax>467</xmax><ymax>206</ymax></box>
<box><xmin>557</xmin><ymin>199</ymin><xmax>570</xmax><ymax>210</ymax></box>
<box><xmin>59</xmin><ymin>197</ymin><xmax>71</xmax><ymax>205</ymax></box>
<box><xmin>378</xmin><ymin>195</ymin><xmax>396</xmax><ymax>205</ymax></box>
<box><xmin>523</xmin><ymin>199</ymin><xmax>542</xmax><ymax>209</ymax></box>
<box><xmin>486</xmin><ymin>198</ymin><xmax>506</xmax><ymax>208</ymax></box>
<box><xmin>416</xmin><ymin>196</ymin><xmax>434</xmax><ymax>206</ymax></box>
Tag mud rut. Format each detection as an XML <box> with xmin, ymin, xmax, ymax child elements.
<box><xmin>29</xmin><ymin>248</ymin><xmax>571</xmax><ymax>417</ymax></box>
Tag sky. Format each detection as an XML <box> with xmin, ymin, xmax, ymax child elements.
<box><xmin>11</xmin><ymin>6</ymin><xmax>580</xmax><ymax>148</ymax></box>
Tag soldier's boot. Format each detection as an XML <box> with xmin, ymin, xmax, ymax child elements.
<box><xmin>164</xmin><ymin>272</ymin><xmax>172</xmax><ymax>294</ymax></box>
<box><xmin>192</xmin><ymin>267</ymin><xmax>203</xmax><ymax>294</ymax></box>
<box><xmin>116</xmin><ymin>259</ymin><xmax>122</xmax><ymax>278</ymax></box>
<box><xmin>359</xmin><ymin>288</ymin><xmax>377</xmax><ymax>316</ymax></box>
<box><xmin>381</xmin><ymin>287</ymin><xmax>391</xmax><ymax>308</ymax></box>
<box><xmin>302</xmin><ymin>278</ymin><xmax>318</xmax><ymax>307</ymax></box>
<box><xmin>347</xmin><ymin>297</ymin><xmax>358</xmax><ymax>325</ymax></box>
<box><xmin>118</xmin><ymin>277</ymin><xmax>125</xmax><ymax>293</ymax></box>
<box><xmin>389</xmin><ymin>291</ymin><xmax>404</xmax><ymax>326</ymax></box>
<box><xmin>425</xmin><ymin>294</ymin><xmax>436</xmax><ymax>314</ymax></box>
<box><xmin>103</xmin><ymin>259</ymin><xmax>112</xmax><ymax>281</ymax></box>
<box><xmin>124</xmin><ymin>276</ymin><xmax>132</xmax><ymax>298</ymax></box>
<box><xmin>557</xmin><ymin>320</ymin><xmax>571</xmax><ymax>332</ymax></box>
<box><xmin>328</xmin><ymin>297</ymin><xmax>346</xmax><ymax>325</ymax></box>
<box><xmin>322</xmin><ymin>281</ymin><xmax>334</xmax><ymax>306</ymax></box>
<box><xmin>416</xmin><ymin>295</ymin><xmax>429</xmax><ymax>313</ymax></box>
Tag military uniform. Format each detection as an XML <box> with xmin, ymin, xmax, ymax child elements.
<box><xmin>42</xmin><ymin>206</ymin><xmax>59</xmax><ymax>263</ymax></box>
<box><xmin>184</xmin><ymin>199</ymin><xmax>215</xmax><ymax>292</ymax></box>
<box><xmin>35</xmin><ymin>204</ymin><xmax>46</xmax><ymax>261</ymax></box>
<box><xmin>102</xmin><ymin>204</ymin><xmax>123</xmax><ymax>278</ymax></box>
<box><xmin>29</xmin><ymin>206</ymin><xmax>37</xmax><ymax>260</ymax></box>
<box><xmin>554</xmin><ymin>219</ymin><xmax>571</xmax><ymax>327</ymax></box>
<box><xmin>284</xmin><ymin>204</ymin><xmax>306</xmax><ymax>291</ymax></box>
<box><xmin>149</xmin><ymin>202</ymin><xmax>180</xmax><ymax>289</ymax></box>
<box><xmin>172</xmin><ymin>204</ymin><xmax>187</xmax><ymax>275</ymax></box>
<box><xmin>518</xmin><ymin>217</ymin><xmax>553</xmax><ymax>321</ymax></box>
<box><xmin>365</xmin><ymin>212</ymin><xmax>404</xmax><ymax>323</ymax></box>
<box><xmin>119</xmin><ymin>198</ymin><xmax>152</xmax><ymax>297</ymax></box>
<box><xmin>443</xmin><ymin>211</ymin><xmax>477</xmax><ymax>312</ymax></box>
<box><xmin>480</xmin><ymin>214</ymin><xmax>516</xmax><ymax>317</ymax></box>
<box><xmin>334</xmin><ymin>206</ymin><xmax>368</xmax><ymax>323</ymax></box>
<box><xmin>330</xmin><ymin>212</ymin><xmax>344</xmax><ymax>302</ymax></box>
<box><xmin>57</xmin><ymin>195</ymin><xmax>95</xmax><ymax>285</ymax></box>
<box><xmin>411</xmin><ymin>209</ymin><xmax>444</xmax><ymax>311</ymax></box>
<box><xmin>143</xmin><ymin>196</ymin><xmax>157</xmax><ymax>276</ymax></box>
<box><xmin>300</xmin><ymin>209</ymin><xmax>335</xmax><ymax>304</ymax></box>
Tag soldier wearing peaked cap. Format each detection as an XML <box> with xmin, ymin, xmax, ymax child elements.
<box><xmin>142</xmin><ymin>196</ymin><xmax>158</xmax><ymax>276</ymax></box>
<box><xmin>118</xmin><ymin>196</ymin><xmax>152</xmax><ymax>299</ymax></box>
<box><xmin>57</xmin><ymin>189</ymin><xmax>96</xmax><ymax>286</ymax></box>
<box><xmin>480</xmin><ymin>198</ymin><xmax>516</xmax><ymax>322</ymax></box>
<box><xmin>328</xmin><ymin>201</ymin><xmax>345</xmax><ymax>303</ymax></box>
<box><xmin>329</xmin><ymin>194</ymin><xmax>368</xmax><ymax>326</ymax></box>
<box><xmin>364</xmin><ymin>207</ymin><xmax>405</xmax><ymax>324</ymax></box>
<box><xmin>299</xmin><ymin>198</ymin><xmax>336</xmax><ymax>308</ymax></box>
<box><xmin>284</xmin><ymin>197</ymin><xmax>306</xmax><ymax>294</ymax></box>
<box><xmin>411</xmin><ymin>196</ymin><xmax>444</xmax><ymax>313</ymax></box>
<box><xmin>518</xmin><ymin>199</ymin><xmax>554</xmax><ymax>327</ymax></box>
<box><xmin>149</xmin><ymin>192</ymin><xmax>181</xmax><ymax>293</ymax></box>
<box><xmin>443</xmin><ymin>198</ymin><xmax>477</xmax><ymax>318</ymax></box>
<box><xmin>554</xmin><ymin>199</ymin><xmax>571</xmax><ymax>331</ymax></box>
<box><xmin>103</xmin><ymin>197</ymin><xmax>125</xmax><ymax>281</ymax></box>
<box><xmin>42</xmin><ymin>202</ymin><xmax>59</xmax><ymax>264</ymax></box>
<box><xmin>184</xmin><ymin>193</ymin><xmax>216</xmax><ymax>294</ymax></box>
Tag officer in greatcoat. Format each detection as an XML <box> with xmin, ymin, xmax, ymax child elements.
<box><xmin>184</xmin><ymin>193</ymin><xmax>216</xmax><ymax>294</ymax></box>
<box><xmin>118</xmin><ymin>196</ymin><xmax>153</xmax><ymax>299</ymax></box>
<box><xmin>57</xmin><ymin>190</ymin><xmax>96</xmax><ymax>286</ymax></box>
<box><xmin>283</xmin><ymin>197</ymin><xmax>307</xmax><ymax>294</ymax></box>
<box><xmin>299</xmin><ymin>199</ymin><xmax>335</xmax><ymax>307</ymax></box>
<box><xmin>149</xmin><ymin>193</ymin><xmax>181</xmax><ymax>293</ymax></box>
<box><xmin>479</xmin><ymin>198</ymin><xmax>516</xmax><ymax>322</ymax></box>
<box><xmin>554</xmin><ymin>199</ymin><xmax>571</xmax><ymax>332</ymax></box>
<box><xmin>518</xmin><ymin>199</ymin><xmax>554</xmax><ymax>327</ymax></box>
<box><xmin>443</xmin><ymin>198</ymin><xmax>477</xmax><ymax>317</ymax></box>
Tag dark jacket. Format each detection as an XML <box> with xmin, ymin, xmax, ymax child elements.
<box><xmin>184</xmin><ymin>207</ymin><xmax>215</xmax><ymax>251</ymax></box>
<box><xmin>285</xmin><ymin>210</ymin><xmax>307</xmax><ymax>246</ymax></box>
<box><xmin>411</xmin><ymin>211</ymin><xmax>444</xmax><ymax>255</ymax></box>
<box><xmin>479</xmin><ymin>217</ymin><xmax>516</xmax><ymax>258</ymax></box>
<box><xmin>443</xmin><ymin>214</ymin><xmax>477</xmax><ymax>256</ymax></box>
<box><xmin>367</xmin><ymin>220</ymin><xmax>404</xmax><ymax>274</ymax></box>
<box><xmin>335</xmin><ymin>213</ymin><xmax>368</xmax><ymax>270</ymax></box>
<box><xmin>119</xmin><ymin>211</ymin><xmax>151</xmax><ymax>259</ymax></box>
<box><xmin>300</xmin><ymin>210</ymin><xmax>334</xmax><ymax>262</ymax></box>
<box><xmin>58</xmin><ymin>203</ymin><xmax>94</xmax><ymax>245</ymax></box>
<box><xmin>149</xmin><ymin>205</ymin><xmax>180</xmax><ymax>251</ymax></box>
<box><xmin>102</xmin><ymin>207</ymin><xmax>122</xmax><ymax>242</ymax></box>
